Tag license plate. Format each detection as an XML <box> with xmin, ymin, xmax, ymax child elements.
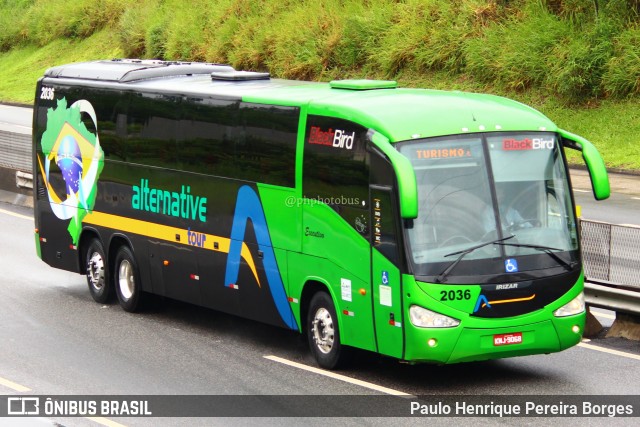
<box><xmin>493</xmin><ymin>332</ymin><xmax>523</xmax><ymax>346</ymax></box>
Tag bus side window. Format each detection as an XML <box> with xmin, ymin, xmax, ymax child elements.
<box><xmin>370</xmin><ymin>147</ymin><xmax>401</xmax><ymax>266</ymax></box>
<box><xmin>236</xmin><ymin>103</ymin><xmax>298</xmax><ymax>187</ymax></box>
<box><xmin>303</xmin><ymin>116</ymin><xmax>370</xmax><ymax>237</ymax></box>
<box><xmin>82</xmin><ymin>90</ymin><xmax>127</xmax><ymax>162</ymax></box>
<box><xmin>177</xmin><ymin>99</ymin><xmax>298</xmax><ymax>187</ymax></box>
<box><xmin>126</xmin><ymin>92</ymin><xmax>180</xmax><ymax>169</ymax></box>
<box><xmin>178</xmin><ymin>97</ymin><xmax>239</xmax><ymax>177</ymax></box>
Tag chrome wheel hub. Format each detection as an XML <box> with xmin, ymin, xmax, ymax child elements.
<box><xmin>118</xmin><ymin>259</ymin><xmax>134</xmax><ymax>300</ymax></box>
<box><xmin>311</xmin><ymin>307</ymin><xmax>334</xmax><ymax>354</ymax></box>
<box><xmin>88</xmin><ymin>252</ymin><xmax>105</xmax><ymax>290</ymax></box>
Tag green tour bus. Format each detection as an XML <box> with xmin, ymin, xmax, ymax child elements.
<box><xmin>33</xmin><ymin>59</ymin><xmax>610</xmax><ymax>369</ymax></box>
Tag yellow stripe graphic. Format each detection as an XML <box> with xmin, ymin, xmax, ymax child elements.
<box><xmin>482</xmin><ymin>294</ymin><xmax>536</xmax><ymax>308</ymax></box>
<box><xmin>83</xmin><ymin>211</ymin><xmax>260</xmax><ymax>286</ymax></box>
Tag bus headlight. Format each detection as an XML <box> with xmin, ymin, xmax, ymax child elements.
<box><xmin>553</xmin><ymin>292</ymin><xmax>585</xmax><ymax>317</ymax></box>
<box><xmin>409</xmin><ymin>305</ymin><xmax>460</xmax><ymax>328</ymax></box>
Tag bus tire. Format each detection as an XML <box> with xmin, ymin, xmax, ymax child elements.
<box><xmin>114</xmin><ymin>245</ymin><xmax>143</xmax><ymax>312</ymax></box>
<box><xmin>307</xmin><ymin>292</ymin><xmax>349</xmax><ymax>369</ymax></box>
<box><xmin>85</xmin><ymin>239</ymin><xmax>112</xmax><ymax>303</ymax></box>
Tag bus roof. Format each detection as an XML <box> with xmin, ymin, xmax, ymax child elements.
<box><xmin>43</xmin><ymin>59</ymin><xmax>557</xmax><ymax>143</ymax></box>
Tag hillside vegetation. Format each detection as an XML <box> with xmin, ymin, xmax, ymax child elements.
<box><xmin>1</xmin><ymin>0</ymin><xmax>639</xmax><ymax>169</ymax></box>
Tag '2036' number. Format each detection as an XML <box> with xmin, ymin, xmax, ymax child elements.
<box><xmin>40</xmin><ymin>86</ymin><xmax>55</xmax><ymax>100</ymax></box>
<box><xmin>440</xmin><ymin>289</ymin><xmax>471</xmax><ymax>301</ymax></box>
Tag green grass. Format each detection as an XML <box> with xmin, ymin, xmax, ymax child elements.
<box><xmin>540</xmin><ymin>98</ymin><xmax>640</xmax><ymax>170</ymax></box>
<box><xmin>0</xmin><ymin>30</ymin><xmax>123</xmax><ymax>102</ymax></box>
<box><xmin>0</xmin><ymin>0</ymin><xmax>639</xmax><ymax>170</ymax></box>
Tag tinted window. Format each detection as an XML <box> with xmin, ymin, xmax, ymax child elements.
<box><xmin>236</xmin><ymin>103</ymin><xmax>298</xmax><ymax>187</ymax></box>
<box><xmin>303</xmin><ymin>115</ymin><xmax>369</xmax><ymax>237</ymax></box>
<box><xmin>370</xmin><ymin>147</ymin><xmax>400</xmax><ymax>265</ymax></box>
<box><xmin>178</xmin><ymin>99</ymin><xmax>298</xmax><ymax>187</ymax></box>
<box><xmin>178</xmin><ymin>97</ymin><xmax>240</xmax><ymax>177</ymax></box>
<box><xmin>81</xmin><ymin>89</ymin><xmax>127</xmax><ymax>162</ymax></box>
<box><xmin>126</xmin><ymin>92</ymin><xmax>180</xmax><ymax>169</ymax></box>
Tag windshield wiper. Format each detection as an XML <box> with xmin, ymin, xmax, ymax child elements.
<box><xmin>496</xmin><ymin>242</ymin><xmax>573</xmax><ymax>270</ymax></box>
<box><xmin>435</xmin><ymin>236</ymin><xmax>515</xmax><ymax>284</ymax></box>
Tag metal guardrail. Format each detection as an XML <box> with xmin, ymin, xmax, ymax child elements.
<box><xmin>581</xmin><ymin>219</ymin><xmax>640</xmax><ymax>289</ymax></box>
<box><xmin>581</xmin><ymin>219</ymin><xmax>640</xmax><ymax>316</ymax></box>
<box><xmin>0</xmin><ymin>128</ymin><xmax>31</xmax><ymax>172</ymax></box>
<box><xmin>584</xmin><ymin>280</ymin><xmax>640</xmax><ymax>316</ymax></box>
<box><xmin>0</xmin><ymin>127</ymin><xmax>638</xmax><ymax>316</ymax></box>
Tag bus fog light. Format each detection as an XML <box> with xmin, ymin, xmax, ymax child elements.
<box><xmin>409</xmin><ymin>305</ymin><xmax>460</xmax><ymax>328</ymax></box>
<box><xmin>428</xmin><ymin>338</ymin><xmax>438</xmax><ymax>347</ymax></box>
<box><xmin>572</xmin><ymin>325</ymin><xmax>580</xmax><ymax>334</ymax></box>
<box><xmin>553</xmin><ymin>292</ymin><xmax>585</xmax><ymax>317</ymax></box>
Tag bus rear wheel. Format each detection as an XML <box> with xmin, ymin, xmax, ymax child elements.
<box><xmin>114</xmin><ymin>245</ymin><xmax>143</xmax><ymax>312</ymax></box>
<box><xmin>85</xmin><ymin>239</ymin><xmax>112</xmax><ymax>303</ymax></box>
<box><xmin>307</xmin><ymin>292</ymin><xmax>349</xmax><ymax>369</ymax></box>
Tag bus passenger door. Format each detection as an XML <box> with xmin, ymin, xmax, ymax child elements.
<box><xmin>370</xmin><ymin>186</ymin><xmax>404</xmax><ymax>358</ymax></box>
<box><xmin>369</xmin><ymin>143</ymin><xmax>404</xmax><ymax>358</ymax></box>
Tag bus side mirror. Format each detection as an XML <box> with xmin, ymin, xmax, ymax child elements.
<box><xmin>559</xmin><ymin>129</ymin><xmax>610</xmax><ymax>201</ymax></box>
<box><xmin>367</xmin><ymin>130</ymin><xmax>418</xmax><ymax>219</ymax></box>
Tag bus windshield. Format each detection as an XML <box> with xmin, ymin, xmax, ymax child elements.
<box><xmin>398</xmin><ymin>132</ymin><xmax>579</xmax><ymax>283</ymax></box>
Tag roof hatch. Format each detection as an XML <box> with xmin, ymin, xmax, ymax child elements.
<box><xmin>330</xmin><ymin>79</ymin><xmax>398</xmax><ymax>90</ymax></box>
<box><xmin>211</xmin><ymin>70</ymin><xmax>271</xmax><ymax>81</ymax></box>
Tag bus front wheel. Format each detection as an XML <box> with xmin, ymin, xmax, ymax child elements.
<box><xmin>85</xmin><ymin>239</ymin><xmax>112</xmax><ymax>303</ymax></box>
<box><xmin>114</xmin><ymin>245</ymin><xmax>142</xmax><ymax>312</ymax></box>
<box><xmin>307</xmin><ymin>292</ymin><xmax>349</xmax><ymax>369</ymax></box>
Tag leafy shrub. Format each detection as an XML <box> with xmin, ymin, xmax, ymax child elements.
<box><xmin>1</xmin><ymin>0</ymin><xmax>640</xmax><ymax>103</ymax></box>
<box><xmin>602</xmin><ymin>26</ymin><xmax>640</xmax><ymax>97</ymax></box>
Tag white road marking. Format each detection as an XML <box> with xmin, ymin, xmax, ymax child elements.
<box><xmin>572</xmin><ymin>189</ymin><xmax>590</xmax><ymax>193</ymax></box>
<box><xmin>264</xmin><ymin>355</ymin><xmax>411</xmax><ymax>396</ymax></box>
<box><xmin>0</xmin><ymin>375</ymin><xmax>31</xmax><ymax>392</ymax></box>
<box><xmin>0</xmin><ymin>375</ymin><xmax>126</xmax><ymax>426</ymax></box>
<box><xmin>0</xmin><ymin>207</ymin><xmax>32</xmax><ymax>220</ymax></box>
<box><xmin>578</xmin><ymin>342</ymin><xmax>640</xmax><ymax>361</ymax></box>
<box><xmin>591</xmin><ymin>311</ymin><xmax>615</xmax><ymax>320</ymax></box>
<box><xmin>86</xmin><ymin>417</ymin><xmax>129</xmax><ymax>427</ymax></box>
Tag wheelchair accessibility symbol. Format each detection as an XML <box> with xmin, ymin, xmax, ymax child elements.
<box><xmin>381</xmin><ymin>271</ymin><xmax>389</xmax><ymax>285</ymax></box>
<box><xmin>505</xmin><ymin>258</ymin><xmax>519</xmax><ymax>273</ymax></box>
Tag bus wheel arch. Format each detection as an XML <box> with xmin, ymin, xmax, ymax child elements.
<box><xmin>81</xmin><ymin>231</ymin><xmax>113</xmax><ymax>304</ymax></box>
<box><xmin>109</xmin><ymin>236</ymin><xmax>143</xmax><ymax>312</ymax></box>
<box><xmin>301</xmin><ymin>281</ymin><xmax>351</xmax><ymax>369</ymax></box>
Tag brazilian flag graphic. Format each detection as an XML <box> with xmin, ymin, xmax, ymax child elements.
<box><xmin>38</xmin><ymin>98</ymin><xmax>104</xmax><ymax>245</ymax></box>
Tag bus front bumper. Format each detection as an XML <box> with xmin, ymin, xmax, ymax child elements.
<box><xmin>403</xmin><ymin>313</ymin><xmax>585</xmax><ymax>364</ymax></box>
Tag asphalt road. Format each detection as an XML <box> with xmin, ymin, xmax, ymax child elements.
<box><xmin>570</xmin><ymin>168</ymin><xmax>640</xmax><ymax>226</ymax></box>
<box><xmin>0</xmin><ymin>203</ymin><xmax>639</xmax><ymax>426</ymax></box>
<box><xmin>0</xmin><ymin>104</ymin><xmax>31</xmax><ymax>133</ymax></box>
<box><xmin>575</xmin><ymin>191</ymin><xmax>640</xmax><ymax>226</ymax></box>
